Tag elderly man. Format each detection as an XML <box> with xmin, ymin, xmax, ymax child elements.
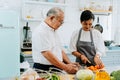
<box><xmin>32</xmin><ymin>7</ymin><xmax>79</xmax><ymax>74</ymax></box>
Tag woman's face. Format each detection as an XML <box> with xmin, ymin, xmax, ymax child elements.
<box><xmin>81</xmin><ymin>19</ymin><xmax>93</xmax><ymax>31</ymax></box>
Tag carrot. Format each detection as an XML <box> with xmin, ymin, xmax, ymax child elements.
<box><xmin>88</xmin><ymin>64</ymin><xmax>105</xmax><ymax>72</ymax></box>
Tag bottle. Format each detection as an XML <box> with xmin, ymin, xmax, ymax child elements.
<box><xmin>23</xmin><ymin>22</ymin><xmax>30</xmax><ymax>42</ymax></box>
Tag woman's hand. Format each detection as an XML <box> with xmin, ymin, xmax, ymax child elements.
<box><xmin>94</xmin><ymin>55</ymin><xmax>104</xmax><ymax>68</ymax></box>
<box><xmin>81</xmin><ymin>55</ymin><xmax>91</xmax><ymax>64</ymax></box>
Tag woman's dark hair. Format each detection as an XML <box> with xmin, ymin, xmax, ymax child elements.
<box><xmin>80</xmin><ymin>10</ymin><xmax>95</xmax><ymax>22</ymax></box>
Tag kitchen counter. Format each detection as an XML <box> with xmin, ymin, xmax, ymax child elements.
<box><xmin>106</xmin><ymin>49</ymin><xmax>120</xmax><ymax>53</ymax></box>
<box><xmin>21</xmin><ymin>49</ymin><xmax>120</xmax><ymax>63</ymax></box>
<box><xmin>21</xmin><ymin>50</ymin><xmax>120</xmax><ymax>74</ymax></box>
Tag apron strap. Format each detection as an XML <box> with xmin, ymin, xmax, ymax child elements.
<box><xmin>90</xmin><ymin>29</ymin><xmax>94</xmax><ymax>46</ymax></box>
<box><xmin>76</xmin><ymin>28</ymin><xmax>82</xmax><ymax>46</ymax></box>
<box><xmin>90</xmin><ymin>29</ymin><xmax>96</xmax><ymax>53</ymax></box>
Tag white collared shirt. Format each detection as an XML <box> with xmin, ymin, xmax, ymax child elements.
<box><xmin>32</xmin><ymin>21</ymin><xmax>62</xmax><ymax>65</ymax></box>
<box><xmin>70</xmin><ymin>29</ymin><xmax>106</xmax><ymax>56</ymax></box>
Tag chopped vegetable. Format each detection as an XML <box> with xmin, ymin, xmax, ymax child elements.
<box><xmin>88</xmin><ymin>65</ymin><xmax>104</xmax><ymax>72</ymax></box>
<box><xmin>50</xmin><ymin>73</ymin><xmax>60</xmax><ymax>80</ymax></box>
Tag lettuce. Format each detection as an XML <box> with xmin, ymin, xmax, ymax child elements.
<box><xmin>110</xmin><ymin>70</ymin><xmax>120</xmax><ymax>80</ymax></box>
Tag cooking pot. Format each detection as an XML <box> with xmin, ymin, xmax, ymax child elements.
<box><xmin>94</xmin><ymin>17</ymin><xmax>103</xmax><ymax>33</ymax></box>
<box><xmin>104</xmin><ymin>40</ymin><xmax>113</xmax><ymax>46</ymax></box>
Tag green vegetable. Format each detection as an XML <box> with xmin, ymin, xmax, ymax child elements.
<box><xmin>110</xmin><ymin>76</ymin><xmax>115</xmax><ymax>80</ymax></box>
<box><xmin>50</xmin><ymin>74</ymin><xmax>60</xmax><ymax>80</ymax></box>
<box><xmin>110</xmin><ymin>71</ymin><xmax>116</xmax><ymax>76</ymax></box>
<box><xmin>110</xmin><ymin>70</ymin><xmax>120</xmax><ymax>80</ymax></box>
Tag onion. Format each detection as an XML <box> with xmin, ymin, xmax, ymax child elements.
<box><xmin>76</xmin><ymin>69</ymin><xmax>94</xmax><ymax>80</ymax></box>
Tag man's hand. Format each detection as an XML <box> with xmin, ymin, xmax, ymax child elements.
<box><xmin>64</xmin><ymin>63</ymin><xmax>79</xmax><ymax>74</ymax></box>
<box><xmin>71</xmin><ymin>62</ymin><xmax>81</xmax><ymax>69</ymax></box>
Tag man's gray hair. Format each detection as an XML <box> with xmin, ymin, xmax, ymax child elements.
<box><xmin>46</xmin><ymin>7</ymin><xmax>63</xmax><ymax>17</ymax></box>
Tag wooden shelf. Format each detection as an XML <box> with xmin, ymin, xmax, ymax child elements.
<box><xmin>92</xmin><ymin>11</ymin><xmax>112</xmax><ymax>15</ymax></box>
<box><xmin>22</xmin><ymin>18</ymin><xmax>43</xmax><ymax>22</ymax></box>
<box><xmin>24</xmin><ymin>1</ymin><xmax>68</xmax><ymax>7</ymax></box>
<box><xmin>80</xmin><ymin>9</ymin><xmax>112</xmax><ymax>16</ymax></box>
<box><xmin>79</xmin><ymin>0</ymin><xmax>113</xmax><ymax>16</ymax></box>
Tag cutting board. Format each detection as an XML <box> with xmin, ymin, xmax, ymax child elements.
<box><xmin>60</xmin><ymin>74</ymin><xmax>75</xmax><ymax>80</ymax></box>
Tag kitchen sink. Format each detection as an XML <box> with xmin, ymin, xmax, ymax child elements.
<box><xmin>107</xmin><ymin>46</ymin><xmax>120</xmax><ymax>50</ymax></box>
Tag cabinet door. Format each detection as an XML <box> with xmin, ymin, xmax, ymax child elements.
<box><xmin>101</xmin><ymin>52</ymin><xmax>120</xmax><ymax>66</ymax></box>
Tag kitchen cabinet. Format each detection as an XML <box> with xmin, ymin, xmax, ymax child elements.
<box><xmin>101</xmin><ymin>50</ymin><xmax>120</xmax><ymax>73</ymax></box>
<box><xmin>22</xmin><ymin>0</ymin><xmax>67</xmax><ymax>21</ymax></box>
<box><xmin>22</xmin><ymin>52</ymin><xmax>33</xmax><ymax>68</ymax></box>
<box><xmin>101</xmin><ymin>50</ymin><xmax>120</xmax><ymax>66</ymax></box>
<box><xmin>24</xmin><ymin>54</ymin><xmax>33</xmax><ymax>67</ymax></box>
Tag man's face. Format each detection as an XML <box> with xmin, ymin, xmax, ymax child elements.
<box><xmin>53</xmin><ymin>12</ymin><xmax>64</xmax><ymax>30</ymax></box>
<box><xmin>81</xmin><ymin>19</ymin><xmax>93</xmax><ymax>31</ymax></box>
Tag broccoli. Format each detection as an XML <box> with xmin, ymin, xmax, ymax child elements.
<box><xmin>110</xmin><ymin>71</ymin><xmax>116</xmax><ymax>76</ymax></box>
<box><xmin>110</xmin><ymin>70</ymin><xmax>120</xmax><ymax>80</ymax></box>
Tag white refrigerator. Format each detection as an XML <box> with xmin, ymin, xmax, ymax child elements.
<box><xmin>0</xmin><ymin>10</ymin><xmax>20</xmax><ymax>79</ymax></box>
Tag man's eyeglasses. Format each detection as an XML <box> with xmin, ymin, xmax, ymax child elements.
<box><xmin>55</xmin><ymin>17</ymin><xmax>64</xmax><ymax>25</ymax></box>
